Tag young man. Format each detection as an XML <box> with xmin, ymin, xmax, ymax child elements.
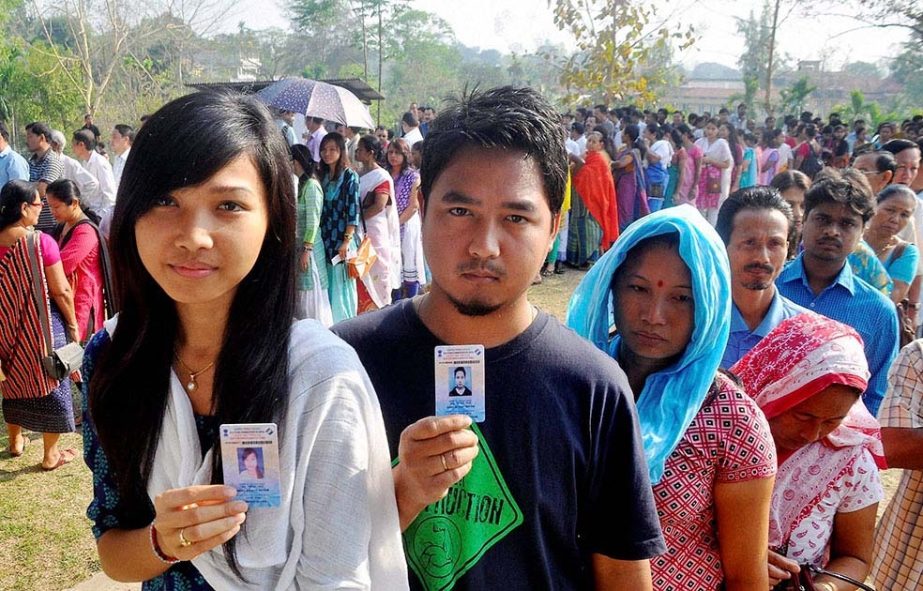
<box><xmin>72</xmin><ymin>129</ymin><xmax>117</xmax><ymax>231</ymax></box>
<box><xmin>334</xmin><ymin>86</ymin><xmax>664</xmax><ymax>590</ymax></box>
<box><xmin>776</xmin><ymin>172</ymin><xmax>899</xmax><ymax>415</ymax></box>
<box><xmin>110</xmin><ymin>124</ymin><xmax>134</xmax><ymax>189</ymax></box>
<box><xmin>305</xmin><ymin>117</ymin><xmax>327</xmax><ymax>163</ymax></box>
<box><xmin>716</xmin><ymin>187</ymin><xmax>807</xmax><ymax>368</ymax></box>
<box><xmin>25</xmin><ymin>121</ymin><xmax>64</xmax><ymax>231</ymax></box>
<box><xmin>0</xmin><ymin>121</ymin><xmax>29</xmax><ymax>187</ymax></box>
<box><xmin>401</xmin><ymin>111</ymin><xmax>424</xmax><ymax>147</ymax></box>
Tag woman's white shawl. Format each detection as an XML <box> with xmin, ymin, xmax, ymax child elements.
<box><xmin>104</xmin><ymin>317</ymin><xmax>409</xmax><ymax>590</ymax></box>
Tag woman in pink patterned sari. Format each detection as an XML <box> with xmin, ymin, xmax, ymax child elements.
<box><xmin>732</xmin><ymin>312</ymin><xmax>885</xmax><ymax>591</ymax></box>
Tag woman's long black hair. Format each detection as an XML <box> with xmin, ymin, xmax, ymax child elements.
<box><xmin>89</xmin><ymin>91</ymin><xmax>296</xmax><ymax>576</ymax></box>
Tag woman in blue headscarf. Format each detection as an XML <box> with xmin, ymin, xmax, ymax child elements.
<box><xmin>567</xmin><ymin>205</ymin><xmax>776</xmax><ymax>591</ymax></box>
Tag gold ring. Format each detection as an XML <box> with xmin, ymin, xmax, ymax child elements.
<box><xmin>441</xmin><ymin>453</ymin><xmax>449</xmax><ymax>472</ymax></box>
<box><xmin>179</xmin><ymin>528</ymin><xmax>192</xmax><ymax>548</ymax></box>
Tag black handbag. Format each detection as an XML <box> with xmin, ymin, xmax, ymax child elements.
<box><xmin>26</xmin><ymin>232</ymin><xmax>84</xmax><ymax>380</ymax></box>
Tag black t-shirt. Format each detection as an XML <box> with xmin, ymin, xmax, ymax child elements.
<box><xmin>333</xmin><ymin>301</ymin><xmax>665</xmax><ymax>590</ymax></box>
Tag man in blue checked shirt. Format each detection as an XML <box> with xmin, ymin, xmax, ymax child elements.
<box><xmin>777</xmin><ymin>170</ymin><xmax>899</xmax><ymax>416</ymax></box>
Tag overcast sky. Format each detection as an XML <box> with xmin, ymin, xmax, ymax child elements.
<box><xmin>228</xmin><ymin>0</ymin><xmax>908</xmax><ymax>71</ymax></box>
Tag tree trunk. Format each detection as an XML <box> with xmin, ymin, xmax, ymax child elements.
<box><xmin>764</xmin><ymin>0</ymin><xmax>780</xmax><ymax>115</ymax></box>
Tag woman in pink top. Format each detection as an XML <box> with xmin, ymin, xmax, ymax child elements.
<box><xmin>47</xmin><ymin>179</ymin><xmax>108</xmax><ymax>342</ymax></box>
<box><xmin>1</xmin><ymin>180</ymin><xmax>80</xmax><ymax>470</ymax></box>
<box><xmin>674</xmin><ymin>124</ymin><xmax>701</xmax><ymax>207</ymax></box>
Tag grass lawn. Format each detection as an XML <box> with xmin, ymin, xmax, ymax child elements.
<box><xmin>0</xmin><ymin>418</ymin><xmax>97</xmax><ymax>591</ymax></box>
<box><xmin>0</xmin><ymin>265</ymin><xmax>901</xmax><ymax>589</ymax></box>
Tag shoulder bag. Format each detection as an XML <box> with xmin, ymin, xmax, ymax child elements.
<box><xmin>26</xmin><ymin>232</ymin><xmax>84</xmax><ymax>380</ymax></box>
<box><xmin>346</xmin><ymin>209</ymin><xmax>378</xmax><ymax>280</ymax></box>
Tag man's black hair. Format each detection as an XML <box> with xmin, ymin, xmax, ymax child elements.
<box><xmin>804</xmin><ymin>173</ymin><xmax>875</xmax><ymax>223</ymax></box>
<box><xmin>571</xmin><ymin>122</ymin><xmax>585</xmax><ymax>135</ymax></box>
<box><xmin>880</xmin><ymin>139</ymin><xmax>920</xmax><ymax>157</ymax></box>
<box><xmin>402</xmin><ymin>111</ymin><xmax>419</xmax><ymax>127</ymax></box>
<box><xmin>454</xmin><ymin>366</ymin><xmax>466</xmax><ymax>376</ymax></box>
<box><xmin>420</xmin><ymin>86</ymin><xmax>567</xmax><ymax>215</ymax></box>
<box><xmin>0</xmin><ymin>121</ymin><xmax>9</xmax><ymax>142</ymax></box>
<box><xmin>73</xmin><ymin>129</ymin><xmax>97</xmax><ymax>151</ymax></box>
<box><xmin>26</xmin><ymin>122</ymin><xmax>52</xmax><ymax>142</ymax></box>
<box><xmin>113</xmin><ymin>124</ymin><xmax>135</xmax><ymax>143</ymax></box>
<box><xmin>716</xmin><ymin>186</ymin><xmax>794</xmax><ymax>246</ymax></box>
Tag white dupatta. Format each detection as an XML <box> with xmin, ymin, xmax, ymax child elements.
<box><xmin>103</xmin><ymin>317</ymin><xmax>408</xmax><ymax>590</ymax></box>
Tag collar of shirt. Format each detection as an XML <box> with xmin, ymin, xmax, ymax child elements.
<box><xmin>730</xmin><ymin>290</ymin><xmax>786</xmax><ymax>338</ymax></box>
<box><xmin>0</xmin><ymin>145</ymin><xmax>10</xmax><ymax>157</ymax></box>
<box><xmin>779</xmin><ymin>254</ymin><xmax>856</xmax><ymax>297</ymax></box>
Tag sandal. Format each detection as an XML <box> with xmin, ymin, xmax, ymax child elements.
<box><xmin>42</xmin><ymin>448</ymin><xmax>77</xmax><ymax>471</ymax></box>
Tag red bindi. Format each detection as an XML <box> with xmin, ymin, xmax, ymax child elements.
<box><xmin>657</xmin><ymin>280</ymin><xmax>664</xmax><ymax>288</ymax></box>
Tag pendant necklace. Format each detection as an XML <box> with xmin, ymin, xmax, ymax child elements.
<box><xmin>174</xmin><ymin>354</ymin><xmax>215</xmax><ymax>393</ymax></box>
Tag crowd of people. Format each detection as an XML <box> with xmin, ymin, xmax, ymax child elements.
<box><xmin>0</xmin><ymin>84</ymin><xmax>922</xmax><ymax>591</ymax></box>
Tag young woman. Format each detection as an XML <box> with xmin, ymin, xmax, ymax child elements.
<box><xmin>0</xmin><ymin>180</ymin><xmax>80</xmax><ymax>470</ymax></box>
<box><xmin>644</xmin><ymin>122</ymin><xmax>672</xmax><ymax>212</ymax></box>
<box><xmin>568</xmin><ymin>131</ymin><xmax>618</xmax><ymax>253</ymax></box>
<box><xmin>738</xmin><ymin>132</ymin><xmax>760</xmax><ymax>189</ymax></box>
<box><xmin>760</xmin><ymin>129</ymin><xmax>783</xmax><ymax>185</ymax></box>
<box><xmin>386</xmin><ymin>138</ymin><xmax>426</xmax><ymax>300</ymax></box>
<box><xmin>238</xmin><ymin>448</ymin><xmax>263</xmax><ymax>481</ymax></box>
<box><xmin>672</xmin><ymin>124</ymin><xmax>701</xmax><ymax>208</ymax></box>
<box><xmin>695</xmin><ymin>119</ymin><xmax>732</xmax><ymax>225</ymax></box>
<box><xmin>612</xmin><ymin>124</ymin><xmax>650</xmax><ymax>231</ymax></box>
<box><xmin>732</xmin><ymin>313</ymin><xmax>884</xmax><ymax>591</ymax></box>
<box><xmin>82</xmin><ymin>92</ymin><xmax>406</xmax><ymax>589</ymax></box>
<box><xmin>770</xmin><ymin>170</ymin><xmax>811</xmax><ymax>259</ymax></box>
<box><xmin>355</xmin><ymin>134</ymin><xmax>401</xmax><ymax>313</ymax></box>
<box><xmin>663</xmin><ymin>127</ymin><xmax>684</xmax><ymax>208</ymax></box>
<box><xmin>864</xmin><ymin>184</ymin><xmax>920</xmax><ymax>304</ymax></box>
<box><xmin>318</xmin><ymin>132</ymin><xmax>361</xmax><ymax>322</ymax></box>
<box><xmin>290</xmin><ymin>144</ymin><xmax>331</xmax><ymax>325</ymax></box>
<box><xmin>567</xmin><ymin>207</ymin><xmax>776</xmax><ymax>590</ymax></box>
<box><xmin>46</xmin><ymin>179</ymin><xmax>110</xmax><ymax>342</ymax></box>
<box><xmin>718</xmin><ymin>122</ymin><xmax>744</xmax><ymax>193</ymax></box>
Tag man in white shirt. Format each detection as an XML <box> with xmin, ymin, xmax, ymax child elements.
<box><xmin>275</xmin><ymin>110</ymin><xmax>297</xmax><ymax>146</ymax></box>
<box><xmin>49</xmin><ymin>129</ymin><xmax>100</xmax><ymax>202</ymax></box>
<box><xmin>73</xmin><ymin>129</ymin><xmax>117</xmax><ymax>234</ymax></box>
<box><xmin>400</xmin><ymin>112</ymin><xmax>423</xmax><ymax>147</ymax></box>
<box><xmin>335</xmin><ymin>123</ymin><xmax>361</xmax><ymax>170</ymax></box>
<box><xmin>567</xmin><ymin>122</ymin><xmax>586</xmax><ymax>157</ymax></box>
<box><xmin>305</xmin><ymin>117</ymin><xmax>327</xmax><ymax>163</ymax></box>
<box><xmin>110</xmin><ymin>124</ymin><xmax>134</xmax><ymax>189</ymax></box>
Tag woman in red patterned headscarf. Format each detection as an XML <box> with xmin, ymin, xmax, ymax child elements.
<box><xmin>732</xmin><ymin>312</ymin><xmax>885</xmax><ymax>590</ymax></box>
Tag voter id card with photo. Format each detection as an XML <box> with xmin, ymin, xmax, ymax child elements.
<box><xmin>434</xmin><ymin>345</ymin><xmax>485</xmax><ymax>422</ymax></box>
<box><xmin>219</xmin><ymin>423</ymin><xmax>282</xmax><ymax>508</ymax></box>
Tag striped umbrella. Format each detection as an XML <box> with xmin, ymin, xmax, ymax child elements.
<box><xmin>256</xmin><ymin>78</ymin><xmax>375</xmax><ymax>129</ymax></box>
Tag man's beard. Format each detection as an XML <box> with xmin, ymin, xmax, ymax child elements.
<box><xmin>446</xmin><ymin>293</ymin><xmax>502</xmax><ymax>317</ymax></box>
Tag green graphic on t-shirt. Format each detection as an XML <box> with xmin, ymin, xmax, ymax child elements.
<box><xmin>403</xmin><ymin>423</ymin><xmax>523</xmax><ymax>591</ymax></box>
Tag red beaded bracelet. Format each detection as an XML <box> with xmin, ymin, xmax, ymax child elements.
<box><xmin>150</xmin><ymin>523</ymin><xmax>181</xmax><ymax>565</ymax></box>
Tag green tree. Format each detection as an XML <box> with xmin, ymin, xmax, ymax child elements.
<box><xmin>548</xmin><ymin>0</ymin><xmax>695</xmax><ymax>104</ymax></box>
<box><xmin>778</xmin><ymin>76</ymin><xmax>816</xmax><ymax>117</ymax></box>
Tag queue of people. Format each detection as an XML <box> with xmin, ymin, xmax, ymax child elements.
<box><xmin>1</xmin><ymin>85</ymin><xmax>922</xmax><ymax>590</ymax></box>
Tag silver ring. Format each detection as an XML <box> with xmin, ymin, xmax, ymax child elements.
<box><xmin>179</xmin><ymin>528</ymin><xmax>192</xmax><ymax>548</ymax></box>
<box><xmin>440</xmin><ymin>453</ymin><xmax>449</xmax><ymax>472</ymax></box>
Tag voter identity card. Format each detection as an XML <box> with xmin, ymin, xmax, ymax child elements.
<box><xmin>219</xmin><ymin>423</ymin><xmax>282</xmax><ymax>508</ymax></box>
<box><xmin>434</xmin><ymin>345</ymin><xmax>485</xmax><ymax>422</ymax></box>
